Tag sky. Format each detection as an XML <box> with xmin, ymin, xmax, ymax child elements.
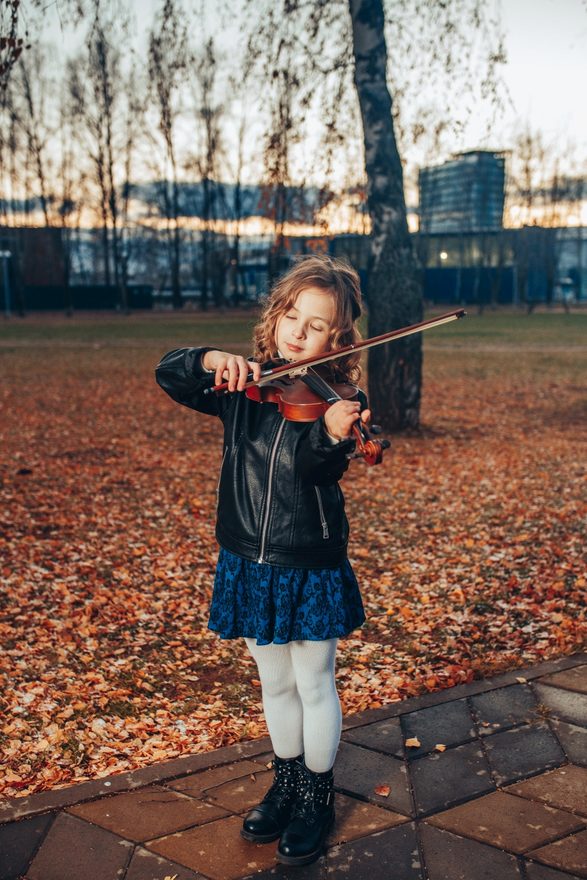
<box><xmin>485</xmin><ymin>0</ymin><xmax>586</xmax><ymax>153</ymax></box>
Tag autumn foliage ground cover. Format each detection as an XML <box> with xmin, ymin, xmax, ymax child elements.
<box><xmin>0</xmin><ymin>308</ymin><xmax>585</xmax><ymax>799</ymax></box>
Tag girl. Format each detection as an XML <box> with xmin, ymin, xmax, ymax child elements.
<box><xmin>155</xmin><ymin>254</ymin><xmax>370</xmax><ymax>867</ymax></box>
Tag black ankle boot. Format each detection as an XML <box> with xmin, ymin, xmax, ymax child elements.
<box><xmin>241</xmin><ymin>754</ymin><xmax>303</xmax><ymax>843</ymax></box>
<box><xmin>276</xmin><ymin>759</ymin><xmax>335</xmax><ymax>865</ymax></box>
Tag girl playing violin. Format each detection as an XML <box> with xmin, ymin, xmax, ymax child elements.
<box><xmin>155</xmin><ymin>254</ymin><xmax>371</xmax><ymax>867</ymax></box>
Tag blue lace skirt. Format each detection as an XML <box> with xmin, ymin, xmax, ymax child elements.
<box><xmin>207</xmin><ymin>548</ymin><xmax>366</xmax><ymax>646</ymax></box>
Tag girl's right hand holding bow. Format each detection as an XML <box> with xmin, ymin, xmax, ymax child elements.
<box><xmin>202</xmin><ymin>350</ymin><xmax>262</xmax><ymax>392</ymax></box>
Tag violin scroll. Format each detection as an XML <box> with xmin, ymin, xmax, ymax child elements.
<box><xmin>350</xmin><ymin>420</ymin><xmax>391</xmax><ymax>466</ymax></box>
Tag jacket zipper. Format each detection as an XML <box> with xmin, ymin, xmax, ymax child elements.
<box><xmin>257</xmin><ymin>420</ymin><xmax>286</xmax><ymax>563</ymax></box>
<box><xmin>314</xmin><ymin>486</ymin><xmax>329</xmax><ymax>539</ymax></box>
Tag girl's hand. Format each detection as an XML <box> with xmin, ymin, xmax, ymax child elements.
<box><xmin>202</xmin><ymin>350</ymin><xmax>262</xmax><ymax>392</ymax></box>
<box><xmin>324</xmin><ymin>401</ymin><xmax>371</xmax><ymax>440</ymax></box>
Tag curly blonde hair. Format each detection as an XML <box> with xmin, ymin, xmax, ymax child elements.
<box><xmin>253</xmin><ymin>254</ymin><xmax>363</xmax><ymax>383</ymax></box>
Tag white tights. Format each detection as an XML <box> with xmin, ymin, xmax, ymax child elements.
<box><xmin>244</xmin><ymin>638</ymin><xmax>342</xmax><ymax>773</ymax></box>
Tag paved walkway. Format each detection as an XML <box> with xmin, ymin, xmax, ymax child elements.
<box><xmin>1</xmin><ymin>652</ymin><xmax>586</xmax><ymax>880</ymax></box>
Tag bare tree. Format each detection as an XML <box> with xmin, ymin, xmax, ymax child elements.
<box><xmin>1</xmin><ymin>0</ymin><xmax>86</xmax><ymax>99</ymax></box>
<box><xmin>0</xmin><ymin>0</ymin><xmax>28</xmax><ymax>100</ymax></box>
<box><xmin>91</xmin><ymin>20</ymin><xmax>124</xmax><ymax>304</ymax></box>
<box><xmin>68</xmin><ymin>50</ymin><xmax>113</xmax><ymax>289</ymax></box>
<box><xmin>220</xmin><ymin>36</ymin><xmax>257</xmax><ymax>307</ymax></box>
<box><xmin>228</xmin><ymin>111</ymin><xmax>247</xmax><ymax>305</ymax></box>
<box><xmin>56</xmin><ymin>80</ymin><xmax>79</xmax><ymax>314</ymax></box>
<box><xmin>189</xmin><ymin>36</ymin><xmax>224</xmax><ymax>310</ymax></box>
<box><xmin>65</xmin><ymin>7</ymin><xmax>140</xmax><ymax>311</ymax></box>
<box><xmin>118</xmin><ymin>61</ymin><xmax>143</xmax><ymax>311</ymax></box>
<box><xmin>148</xmin><ymin>0</ymin><xmax>190</xmax><ymax>309</ymax></box>
<box><xmin>1</xmin><ymin>72</ymin><xmax>24</xmax><ymax>226</ymax></box>
<box><xmin>262</xmin><ymin>61</ymin><xmax>295</xmax><ymax>282</ymax></box>
<box><xmin>13</xmin><ymin>48</ymin><xmax>53</xmax><ymax>227</ymax></box>
<box><xmin>509</xmin><ymin>126</ymin><xmax>566</xmax><ymax>312</ymax></box>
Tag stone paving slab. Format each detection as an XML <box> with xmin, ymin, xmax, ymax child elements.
<box><xmin>202</xmin><ymin>768</ymin><xmax>276</xmax><ymax>813</ymax></box>
<box><xmin>549</xmin><ymin>719</ymin><xmax>587</xmax><ymax>766</ymax></box>
<box><xmin>67</xmin><ymin>784</ymin><xmax>230</xmax><ymax>841</ymax></box>
<box><xmin>505</xmin><ymin>766</ymin><xmax>587</xmax><ymax>818</ymax></box>
<box><xmin>400</xmin><ymin>699</ymin><xmax>477</xmax><ymax>758</ymax></box>
<box><xmin>0</xmin><ymin>812</ymin><xmax>53</xmax><ymax>880</ymax></box>
<box><xmin>334</xmin><ymin>740</ymin><xmax>413</xmax><ymax>816</ymax></box>
<box><xmin>419</xmin><ymin>823</ymin><xmax>523</xmax><ymax>879</ymax></box>
<box><xmin>471</xmin><ymin>684</ymin><xmax>542</xmax><ymax>735</ymax></box>
<box><xmin>533</xmin><ymin>684</ymin><xmax>587</xmax><ymax>728</ymax></box>
<box><xmin>146</xmin><ymin>813</ymin><xmax>279</xmax><ymax>879</ymax></box>
<box><xmin>483</xmin><ymin>721</ymin><xmax>567</xmax><ymax>786</ymax></box>
<box><xmin>25</xmin><ymin>812</ymin><xmax>134</xmax><ymax>880</ymax></box>
<box><xmin>527</xmin><ymin>829</ymin><xmax>587</xmax><ymax>878</ymax></box>
<box><xmin>326</xmin><ymin>791</ymin><xmax>408</xmax><ymax>844</ymax></box>
<box><xmin>410</xmin><ymin>741</ymin><xmax>494</xmax><ymax>816</ymax></box>
<box><xmin>320</xmin><ymin>821</ymin><xmax>422</xmax><ymax>880</ymax></box>
<box><xmin>125</xmin><ymin>846</ymin><xmax>208</xmax><ymax>880</ymax></box>
<box><xmin>539</xmin><ymin>666</ymin><xmax>587</xmax><ymax>695</ymax></box>
<box><xmin>341</xmin><ymin>716</ymin><xmax>404</xmax><ymax>757</ymax></box>
<box><xmin>424</xmin><ymin>790</ymin><xmax>585</xmax><ymax>854</ymax></box>
<box><xmin>240</xmin><ymin>856</ymin><xmax>326</xmax><ymax>878</ymax></box>
<box><xmin>525</xmin><ymin>860</ymin><xmax>584</xmax><ymax>880</ymax></box>
<box><xmin>167</xmin><ymin>760</ymin><xmax>266</xmax><ymax>798</ymax></box>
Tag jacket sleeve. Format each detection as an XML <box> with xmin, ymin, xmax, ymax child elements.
<box><xmin>296</xmin><ymin>388</ymin><xmax>370</xmax><ymax>486</ymax></box>
<box><xmin>154</xmin><ymin>347</ymin><xmax>234</xmax><ymax>419</ymax></box>
<box><xmin>296</xmin><ymin>417</ymin><xmax>354</xmax><ymax>485</ymax></box>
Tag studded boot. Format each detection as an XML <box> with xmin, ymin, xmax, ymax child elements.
<box><xmin>276</xmin><ymin>759</ymin><xmax>335</xmax><ymax>866</ymax></box>
<box><xmin>241</xmin><ymin>753</ymin><xmax>304</xmax><ymax>843</ymax></box>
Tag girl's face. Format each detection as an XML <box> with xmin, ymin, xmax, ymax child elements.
<box><xmin>275</xmin><ymin>287</ymin><xmax>336</xmax><ymax>362</ymax></box>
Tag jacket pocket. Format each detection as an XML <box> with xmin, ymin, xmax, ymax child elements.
<box><xmin>314</xmin><ymin>485</ymin><xmax>329</xmax><ymax>540</ymax></box>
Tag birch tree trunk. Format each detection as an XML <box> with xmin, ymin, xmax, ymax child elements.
<box><xmin>349</xmin><ymin>0</ymin><xmax>423</xmax><ymax>431</ymax></box>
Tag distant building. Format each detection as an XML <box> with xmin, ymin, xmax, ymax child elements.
<box><xmin>0</xmin><ymin>226</ymin><xmax>65</xmax><ymax>287</ymax></box>
<box><xmin>556</xmin><ymin>227</ymin><xmax>587</xmax><ymax>301</ymax></box>
<box><xmin>418</xmin><ymin>150</ymin><xmax>506</xmax><ymax>234</ymax></box>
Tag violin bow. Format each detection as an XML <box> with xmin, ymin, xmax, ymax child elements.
<box><xmin>204</xmin><ymin>307</ymin><xmax>466</xmax><ymax>395</ymax></box>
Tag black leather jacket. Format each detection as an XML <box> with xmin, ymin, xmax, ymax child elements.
<box><xmin>155</xmin><ymin>347</ymin><xmax>367</xmax><ymax>568</ymax></box>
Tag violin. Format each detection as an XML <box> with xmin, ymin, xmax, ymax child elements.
<box><xmin>204</xmin><ymin>308</ymin><xmax>466</xmax><ymax>467</ymax></box>
<box><xmin>245</xmin><ymin>367</ymin><xmax>390</xmax><ymax>466</ymax></box>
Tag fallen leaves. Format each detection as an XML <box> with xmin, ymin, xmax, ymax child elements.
<box><xmin>0</xmin><ymin>316</ymin><xmax>585</xmax><ymax>799</ymax></box>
